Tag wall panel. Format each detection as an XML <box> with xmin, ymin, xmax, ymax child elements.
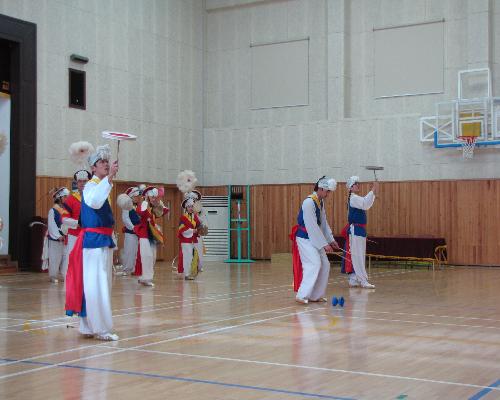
<box><xmin>36</xmin><ymin>177</ymin><xmax>500</xmax><ymax>266</ymax></box>
<box><xmin>249</xmin><ymin>180</ymin><xmax>500</xmax><ymax>266</ymax></box>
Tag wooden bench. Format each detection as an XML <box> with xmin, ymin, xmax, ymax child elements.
<box><xmin>331</xmin><ymin>236</ymin><xmax>447</xmax><ymax>273</ymax></box>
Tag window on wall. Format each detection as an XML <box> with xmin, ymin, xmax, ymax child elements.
<box><xmin>69</xmin><ymin>68</ymin><xmax>86</xmax><ymax>109</ymax></box>
<box><xmin>374</xmin><ymin>20</ymin><xmax>444</xmax><ymax>98</ymax></box>
<box><xmin>250</xmin><ymin>38</ymin><xmax>309</xmax><ymax>109</ymax></box>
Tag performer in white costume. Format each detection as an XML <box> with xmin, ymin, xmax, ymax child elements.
<box><xmin>65</xmin><ymin>144</ymin><xmax>120</xmax><ymax>341</ymax></box>
<box><xmin>135</xmin><ymin>186</ymin><xmax>168</xmax><ymax>287</ymax></box>
<box><xmin>186</xmin><ymin>190</ymin><xmax>207</xmax><ymax>273</ymax></box>
<box><xmin>62</xmin><ymin>169</ymin><xmax>91</xmax><ymax>282</ymax></box>
<box><xmin>291</xmin><ymin>177</ymin><xmax>339</xmax><ymax>304</ymax></box>
<box><xmin>117</xmin><ymin>187</ymin><xmax>142</xmax><ymax>274</ymax></box>
<box><xmin>178</xmin><ymin>197</ymin><xmax>201</xmax><ymax>280</ymax></box>
<box><xmin>341</xmin><ymin>176</ymin><xmax>378</xmax><ymax>289</ymax></box>
<box><xmin>47</xmin><ymin>187</ymin><xmax>70</xmax><ymax>283</ymax></box>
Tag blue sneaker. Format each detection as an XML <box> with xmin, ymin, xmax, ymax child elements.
<box><xmin>331</xmin><ymin>296</ymin><xmax>338</xmax><ymax>306</ymax></box>
<box><xmin>339</xmin><ymin>297</ymin><xmax>345</xmax><ymax>307</ymax></box>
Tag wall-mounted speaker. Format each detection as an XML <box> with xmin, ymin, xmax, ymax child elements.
<box><xmin>70</xmin><ymin>54</ymin><xmax>89</xmax><ymax>63</ymax></box>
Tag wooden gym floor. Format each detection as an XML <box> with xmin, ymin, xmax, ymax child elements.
<box><xmin>0</xmin><ymin>262</ymin><xmax>499</xmax><ymax>400</ymax></box>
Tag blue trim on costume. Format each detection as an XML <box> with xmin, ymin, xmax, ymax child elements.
<box><xmin>129</xmin><ymin>209</ymin><xmax>140</xmax><ymax>225</ymax></box>
<box><xmin>53</xmin><ymin>208</ymin><xmax>62</xmax><ymax>228</ymax></box>
<box><xmin>63</xmin><ymin>203</ymin><xmax>73</xmax><ymax>214</ymax></box>
<box><xmin>348</xmin><ymin>203</ymin><xmax>366</xmax><ymax>225</ymax></box>
<box><xmin>347</xmin><ymin>202</ymin><xmax>367</xmax><ymax>237</ymax></box>
<box><xmin>80</xmin><ymin>193</ymin><xmax>115</xmax><ymax>249</ymax></box>
<box><xmin>65</xmin><ymin>293</ymin><xmax>87</xmax><ymax>318</ymax></box>
<box><xmin>296</xmin><ymin>197</ymin><xmax>321</xmax><ymax>240</ymax></box>
<box><xmin>48</xmin><ymin>207</ymin><xmax>64</xmax><ymax>240</ymax></box>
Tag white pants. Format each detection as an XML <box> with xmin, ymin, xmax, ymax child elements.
<box><xmin>349</xmin><ymin>232</ymin><xmax>369</xmax><ymax>285</ymax></box>
<box><xmin>62</xmin><ymin>234</ymin><xmax>78</xmax><ymax>281</ymax></box>
<box><xmin>79</xmin><ymin>247</ymin><xmax>113</xmax><ymax>335</ymax></box>
<box><xmin>181</xmin><ymin>242</ymin><xmax>195</xmax><ymax>277</ymax></box>
<box><xmin>296</xmin><ymin>237</ymin><xmax>330</xmax><ymax>301</ymax></box>
<box><xmin>122</xmin><ymin>233</ymin><xmax>138</xmax><ymax>273</ymax></box>
<box><xmin>48</xmin><ymin>240</ymin><xmax>65</xmax><ymax>279</ymax></box>
<box><xmin>194</xmin><ymin>238</ymin><xmax>204</xmax><ymax>270</ymax></box>
<box><xmin>139</xmin><ymin>238</ymin><xmax>156</xmax><ymax>282</ymax></box>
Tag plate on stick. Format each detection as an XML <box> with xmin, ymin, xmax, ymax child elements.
<box><xmin>364</xmin><ymin>165</ymin><xmax>384</xmax><ymax>181</ymax></box>
<box><xmin>101</xmin><ymin>131</ymin><xmax>137</xmax><ymax>161</ymax></box>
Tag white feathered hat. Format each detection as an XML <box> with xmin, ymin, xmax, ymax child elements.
<box><xmin>117</xmin><ymin>193</ymin><xmax>134</xmax><ymax>211</ymax></box>
<box><xmin>51</xmin><ymin>187</ymin><xmax>70</xmax><ymax>200</ymax></box>
<box><xmin>184</xmin><ymin>190</ymin><xmax>202</xmax><ymax>201</ymax></box>
<box><xmin>125</xmin><ymin>187</ymin><xmax>141</xmax><ymax>198</ymax></box>
<box><xmin>176</xmin><ymin>170</ymin><xmax>198</xmax><ymax>193</ymax></box>
<box><xmin>346</xmin><ymin>176</ymin><xmax>360</xmax><ymax>190</ymax></box>
<box><xmin>317</xmin><ymin>177</ymin><xmax>337</xmax><ymax>191</ymax></box>
<box><xmin>88</xmin><ymin>144</ymin><xmax>111</xmax><ymax>166</ymax></box>
<box><xmin>69</xmin><ymin>141</ymin><xmax>94</xmax><ymax>165</ymax></box>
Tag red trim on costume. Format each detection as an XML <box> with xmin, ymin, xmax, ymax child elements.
<box><xmin>290</xmin><ymin>225</ymin><xmax>307</xmax><ymax>292</ymax></box>
<box><xmin>63</xmin><ymin>193</ymin><xmax>82</xmax><ymax>237</ymax></box>
<box><xmin>340</xmin><ymin>223</ymin><xmax>366</xmax><ymax>274</ymax></box>
<box><xmin>65</xmin><ymin>227</ymin><xmax>113</xmax><ymax>315</ymax></box>
<box><xmin>133</xmin><ymin>242</ymin><xmax>142</xmax><ymax>276</ymax></box>
<box><xmin>178</xmin><ymin>214</ymin><xmax>200</xmax><ymax>243</ymax></box>
<box><xmin>177</xmin><ymin>242</ymin><xmax>184</xmax><ymax>274</ymax></box>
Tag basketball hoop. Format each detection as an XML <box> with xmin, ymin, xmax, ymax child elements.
<box><xmin>457</xmin><ymin>136</ymin><xmax>477</xmax><ymax>159</ymax></box>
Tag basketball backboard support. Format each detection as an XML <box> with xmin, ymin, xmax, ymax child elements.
<box><xmin>458</xmin><ymin>68</ymin><xmax>491</xmax><ymax>100</ymax></box>
<box><xmin>419</xmin><ymin>68</ymin><xmax>500</xmax><ymax>156</ymax></box>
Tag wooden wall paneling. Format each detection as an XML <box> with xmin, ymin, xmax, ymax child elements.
<box><xmin>36</xmin><ymin>176</ymin><xmax>73</xmax><ymax>217</ymax></box>
<box><xmin>198</xmin><ymin>185</ymin><xmax>228</xmax><ymax>196</ymax></box>
<box><xmin>36</xmin><ymin>177</ymin><xmax>500</xmax><ymax>266</ymax></box>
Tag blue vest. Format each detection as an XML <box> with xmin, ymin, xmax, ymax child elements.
<box><xmin>347</xmin><ymin>199</ymin><xmax>367</xmax><ymax>237</ymax></box>
<box><xmin>48</xmin><ymin>207</ymin><xmax>63</xmax><ymax>241</ymax></box>
<box><xmin>296</xmin><ymin>196</ymin><xmax>321</xmax><ymax>240</ymax></box>
<box><xmin>124</xmin><ymin>209</ymin><xmax>140</xmax><ymax>234</ymax></box>
<box><xmin>80</xmin><ymin>193</ymin><xmax>115</xmax><ymax>249</ymax></box>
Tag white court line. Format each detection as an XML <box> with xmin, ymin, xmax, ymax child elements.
<box><xmin>0</xmin><ymin>307</ymin><xmax>319</xmax><ymax>381</ymax></box>
<box><xmin>0</xmin><ymin>268</ymin><xmax>429</xmax><ymax>331</ymax></box>
<box><xmin>0</xmin><ymin>267</ymin><xmax>474</xmax><ymax>333</ymax></box>
<box><xmin>100</xmin><ymin>347</ymin><xmax>500</xmax><ymax>392</ymax></box>
<box><xmin>329</xmin><ymin>314</ymin><xmax>500</xmax><ymax>331</ymax></box>
<box><xmin>0</xmin><ymin>304</ymin><xmax>298</xmax><ymax>370</ymax></box>
<box><xmin>0</xmin><ymin>269</ymin><xmax>443</xmax><ymax>331</ymax></box>
<box><xmin>0</xmin><ymin>280</ymin><xmax>296</xmax><ymax>328</ymax></box>
<box><xmin>1</xmin><ymin>287</ymin><xmax>297</xmax><ymax>332</ymax></box>
<box><xmin>0</xmin><ymin>284</ymin><xmax>294</xmax><ymax>329</ymax></box>
<box><xmin>365</xmin><ymin>310</ymin><xmax>500</xmax><ymax>324</ymax></box>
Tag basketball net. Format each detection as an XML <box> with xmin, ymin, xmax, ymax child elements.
<box><xmin>457</xmin><ymin>136</ymin><xmax>477</xmax><ymax>159</ymax></box>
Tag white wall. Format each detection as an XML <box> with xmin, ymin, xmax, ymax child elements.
<box><xmin>0</xmin><ymin>94</ymin><xmax>10</xmax><ymax>255</ymax></box>
<box><xmin>0</xmin><ymin>0</ymin><xmax>204</xmax><ymax>183</ymax></box>
<box><xmin>1</xmin><ymin>0</ymin><xmax>498</xmax><ymax>186</ymax></box>
<box><xmin>203</xmin><ymin>0</ymin><xmax>500</xmax><ymax>185</ymax></box>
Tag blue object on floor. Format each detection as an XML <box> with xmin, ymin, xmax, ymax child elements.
<box><xmin>339</xmin><ymin>297</ymin><xmax>345</xmax><ymax>307</ymax></box>
<box><xmin>331</xmin><ymin>296</ymin><xmax>338</xmax><ymax>306</ymax></box>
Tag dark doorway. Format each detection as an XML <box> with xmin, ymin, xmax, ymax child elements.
<box><xmin>0</xmin><ymin>14</ymin><xmax>37</xmax><ymax>269</ymax></box>
<box><xmin>0</xmin><ymin>39</ymin><xmax>12</xmax><ymax>93</ymax></box>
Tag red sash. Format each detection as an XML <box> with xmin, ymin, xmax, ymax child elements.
<box><xmin>340</xmin><ymin>223</ymin><xmax>366</xmax><ymax>274</ymax></box>
<box><xmin>133</xmin><ymin>242</ymin><xmax>142</xmax><ymax>276</ymax></box>
<box><xmin>290</xmin><ymin>225</ymin><xmax>307</xmax><ymax>292</ymax></box>
<box><xmin>65</xmin><ymin>227</ymin><xmax>113</xmax><ymax>315</ymax></box>
<box><xmin>177</xmin><ymin>242</ymin><xmax>184</xmax><ymax>274</ymax></box>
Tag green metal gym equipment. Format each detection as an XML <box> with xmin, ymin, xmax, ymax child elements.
<box><xmin>225</xmin><ymin>185</ymin><xmax>254</xmax><ymax>263</ymax></box>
